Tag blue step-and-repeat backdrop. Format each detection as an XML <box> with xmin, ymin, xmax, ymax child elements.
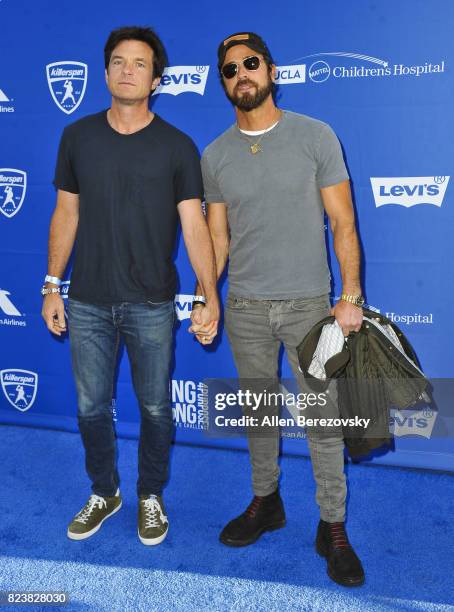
<box><xmin>1</xmin><ymin>0</ymin><xmax>453</xmax><ymax>471</ymax></box>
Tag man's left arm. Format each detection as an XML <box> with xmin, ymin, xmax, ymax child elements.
<box><xmin>178</xmin><ymin>198</ymin><xmax>220</xmax><ymax>339</ymax></box>
<box><xmin>321</xmin><ymin>179</ymin><xmax>363</xmax><ymax>336</ymax></box>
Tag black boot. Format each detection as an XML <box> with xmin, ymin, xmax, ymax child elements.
<box><xmin>316</xmin><ymin>520</ymin><xmax>365</xmax><ymax>586</ymax></box>
<box><xmin>220</xmin><ymin>490</ymin><xmax>286</xmax><ymax>547</ymax></box>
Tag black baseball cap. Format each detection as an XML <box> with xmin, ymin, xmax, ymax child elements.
<box><xmin>217</xmin><ymin>32</ymin><xmax>274</xmax><ymax>71</ymax></box>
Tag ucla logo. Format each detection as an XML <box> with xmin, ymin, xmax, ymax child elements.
<box><xmin>0</xmin><ymin>369</ymin><xmax>38</xmax><ymax>412</ymax></box>
<box><xmin>275</xmin><ymin>65</ymin><xmax>306</xmax><ymax>85</ymax></box>
<box><xmin>0</xmin><ymin>169</ymin><xmax>27</xmax><ymax>219</ymax></box>
<box><xmin>46</xmin><ymin>61</ymin><xmax>88</xmax><ymax>114</ymax></box>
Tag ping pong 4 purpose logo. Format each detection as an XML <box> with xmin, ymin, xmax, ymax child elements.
<box><xmin>0</xmin><ymin>369</ymin><xmax>38</xmax><ymax>412</ymax></box>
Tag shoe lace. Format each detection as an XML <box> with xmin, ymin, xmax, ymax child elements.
<box><xmin>75</xmin><ymin>495</ymin><xmax>107</xmax><ymax>524</ymax></box>
<box><xmin>142</xmin><ymin>495</ymin><xmax>168</xmax><ymax>528</ymax></box>
<box><xmin>328</xmin><ymin>522</ymin><xmax>350</xmax><ymax>548</ymax></box>
<box><xmin>245</xmin><ymin>496</ymin><xmax>263</xmax><ymax>518</ymax></box>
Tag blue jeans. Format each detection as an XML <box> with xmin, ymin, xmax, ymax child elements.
<box><xmin>67</xmin><ymin>298</ymin><xmax>175</xmax><ymax>498</ymax></box>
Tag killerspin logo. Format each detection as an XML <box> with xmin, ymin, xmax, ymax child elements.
<box><xmin>153</xmin><ymin>66</ymin><xmax>209</xmax><ymax>96</ymax></box>
<box><xmin>0</xmin><ymin>369</ymin><xmax>38</xmax><ymax>412</ymax></box>
<box><xmin>370</xmin><ymin>176</ymin><xmax>450</xmax><ymax>208</ymax></box>
<box><xmin>0</xmin><ymin>169</ymin><xmax>27</xmax><ymax>218</ymax></box>
<box><xmin>46</xmin><ymin>61</ymin><xmax>88</xmax><ymax>114</ymax></box>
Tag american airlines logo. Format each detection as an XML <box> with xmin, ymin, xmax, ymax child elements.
<box><xmin>0</xmin><ymin>288</ymin><xmax>26</xmax><ymax>327</ymax></box>
<box><xmin>0</xmin><ymin>87</ymin><xmax>14</xmax><ymax>113</ymax></box>
<box><xmin>153</xmin><ymin>66</ymin><xmax>209</xmax><ymax>96</ymax></box>
<box><xmin>370</xmin><ymin>176</ymin><xmax>450</xmax><ymax>208</ymax></box>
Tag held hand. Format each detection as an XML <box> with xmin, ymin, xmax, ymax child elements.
<box><xmin>331</xmin><ymin>300</ymin><xmax>363</xmax><ymax>337</ymax></box>
<box><xmin>189</xmin><ymin>300</ymin><xmax>220</xmax><ymax>345</ymax></box>
<box><xmin>41</xmin><ymin>294</ymin><xmax>67</xmax><ymax>336</ymax></box>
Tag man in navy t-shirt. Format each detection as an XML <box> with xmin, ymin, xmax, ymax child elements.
<box><xmin>41</xmin><ymin>26</ymin><xmax>219</xmax><ymax>546</ymax></box>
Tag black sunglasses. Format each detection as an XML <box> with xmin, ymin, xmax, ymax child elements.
<box><xmin>221</xmin><ymin>55</ymin><xmax>261</xmax><ymax>79</ymax></box>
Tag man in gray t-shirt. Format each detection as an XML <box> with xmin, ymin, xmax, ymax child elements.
<box><xmin>202</xmin><ymin>110</ymin><xmax>349</xmax><ymax>299</ymax></box>
<box><xmin>193</xmin><ymin>32</ymin><xmax>365</xmax><ymax>587</ymax></box>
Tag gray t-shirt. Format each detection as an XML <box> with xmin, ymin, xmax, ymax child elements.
<box><xmin>201</xmin><ymin>110</ymin><xmax>349</xmax><ymax>299</ymax></box>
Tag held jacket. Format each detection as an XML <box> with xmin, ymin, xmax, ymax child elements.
<box><xmin>296</xmin><ymin>308</ymin><xmax>430</xmax><ymax>458</ymax></box>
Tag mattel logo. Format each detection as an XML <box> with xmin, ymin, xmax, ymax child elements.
<box><xmin>153</xmin><ymin>66</ymin><xmax>209</xmax><ymax>96</ymax></box>
<box><xmin>370</xmin><ymin>176</ymin><xmax>450</xmax><ymax>208</ymax></box>
<box><xmin>275</xmin><ymin>65</ymin><xmax>306</xmax><ymax>85</ymax></box>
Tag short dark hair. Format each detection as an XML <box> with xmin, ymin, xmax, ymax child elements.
<box><xmin>104</xmin><ymin>26</ymin><xmax>167</xmax><ymax>78</ymax></box>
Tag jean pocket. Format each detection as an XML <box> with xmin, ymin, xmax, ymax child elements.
<box><xmin>226</xmin><ymin>296</ymin><xmax>249</xmax><ymax>310</ymax></box>
<box><xmin>146</xmin><ymin>299</ymin><xmax>172</xmax><ymax>306</ymax></box>
<box><xmin>290</xmin><ymin>294</ymin><xmax>330</xmax><ymax>312</ymax></box>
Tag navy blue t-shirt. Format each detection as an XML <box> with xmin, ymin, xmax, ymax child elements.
<box><xmin>54</xmin><ymin>110</ymin><xmax>203</xmax><ymax>303</ymax></box>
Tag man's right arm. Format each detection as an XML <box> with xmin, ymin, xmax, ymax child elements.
<box><xmin>191</xmin><ymin>202</ymin><xmax>230</xmax><ymax>341</ymax></box>
<box><xmin>41</xmin><ymin>189</ymin><xmax>79</xmax><ymax>336</ymax></box>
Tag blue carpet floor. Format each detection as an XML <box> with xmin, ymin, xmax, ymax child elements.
<box><xmin>0</xmin><ymin>425</ymin><xmax>453</xmax><ymax>612</ymax></box>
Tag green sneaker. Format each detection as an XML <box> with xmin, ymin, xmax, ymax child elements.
<box><xmin>67</xmin><ymin>490</ymin><xmax>122</xmax><ymax>540</ymax></box>
<box><xmin>138</xmin><ymin>494</ymin><xmax>169</xmax><ymax>545</ymax></box>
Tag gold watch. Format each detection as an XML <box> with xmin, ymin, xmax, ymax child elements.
<box><xmin>340</xmin><ymin>293</ymin><xmax>365</xmax><ymax>307</ymax></box>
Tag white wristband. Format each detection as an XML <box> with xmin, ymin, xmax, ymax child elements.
<box><xmin>192</xmin><ymin>295</ymin><xmax>206</xmax><ymax>304</ymax></box>
<box><xmin>45</xmin><ymin>275</ymin><xmax>62</xmax><ymax>286</ymax></box>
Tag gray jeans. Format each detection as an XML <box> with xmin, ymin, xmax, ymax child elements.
<box><xmin>224</xmin><ymin>293</ymin><xmax>346</xmax><ymax>522</ymax></box>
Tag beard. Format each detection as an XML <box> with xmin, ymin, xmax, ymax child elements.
<box><xmin>226</xmin><ymin>77</ymin><xmax>273</xmax><ymax>111</ymax></box>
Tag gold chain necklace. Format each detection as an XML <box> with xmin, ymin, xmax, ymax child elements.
<box><xmin>237</xmin><ymin>111</ymin><xmax>283</xmax><ymax>155</ymax></box>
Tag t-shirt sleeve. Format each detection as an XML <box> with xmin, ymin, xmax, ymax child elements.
<box><xmin>53</xmin><ymin>127</ymin><xmax>79</xmax><ymax>193</ymax></box>
<box><xmin>201</xmin><ymin>150</ymin><xmax>224</xmax><ymax>203</ymax></box>
<box><xmin>315</xmin><ymin>124</ymin><xmax>350</xmax><ymax>189</ymax></box>
<box><xmin>174</xmin><ymin>137</ymin><xmax>204</xmax><ymax>204</ymax></box>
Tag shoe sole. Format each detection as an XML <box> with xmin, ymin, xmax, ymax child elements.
<box><xmin>138</xmin><ymin>525</ymin><xmax>169</xmax><ymax>546</ymax></box>
<box><xmin>220</xmin><ymin>520</ymin><xmax>286</xmax><ymax>547</ymax></box>
<box><xmin>316</xmin><ymin>542</ymin><xmax>365</xmax><ymax>587</ymax></box>
<box><xmin>67</xmin><ymin>501</ymin><xmax>122</xmax><ymax>541</ymax></box>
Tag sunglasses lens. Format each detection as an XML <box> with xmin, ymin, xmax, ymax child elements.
<box><xmin>222</xmin><ymin>63</ymin><xmax>238</xmax><ymax>79</ymax></box>
<box><xmin>244</xmin><ymin>56</ymin><xmax>260</xmax><ymax>71</ymax></box>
